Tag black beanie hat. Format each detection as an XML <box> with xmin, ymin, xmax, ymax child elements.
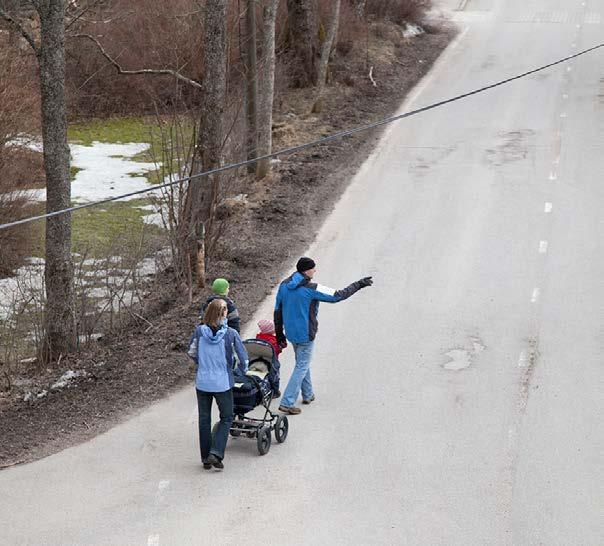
<box><xmin>296</xmin><ymin>257</ymin><xmax>316</xmax><ymax>273</ymax></box>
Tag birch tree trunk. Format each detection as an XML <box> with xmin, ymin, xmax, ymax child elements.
<box><xmin>287</xmin><ymin>0</ymin><xmax>317</xmax><ymax>88</ymax></box>
<box><xmin>38</xmin><ymin>0</ymin><xmax>76</xmax><ymax>362</ymax></box>
<box><xmin>256</xmin><ymin>0</ymin><xmax>278</xmax><ymax>179</ymax></box>
<box><xmin>244</xmin><ymin>0</ymin><xmax>259</xmax><ymax>173</ymax></box>
<box><xmin>184</xmin><ymin>0</ymin><xmax>227</xmax><ymax>284</ymax></box>
<box><xmin>311</xmin><ymin>0</ymin><xmax>340</xmax><ymax>114</ymax></box>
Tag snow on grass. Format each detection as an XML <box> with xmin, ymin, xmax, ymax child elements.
<box><xmin>51</xmin><ymin>369</ymin><xmax>88</xmax><ymax>390</ymax></box>
<box><xmin>0</xmin><ymin>249</ymin><xmax>170</xmax><ymax>320</ymax></box>
<box><xmin>18</xmin><ymin>142</ymin><xmax>160</xmax><ymax>203</ymax></box>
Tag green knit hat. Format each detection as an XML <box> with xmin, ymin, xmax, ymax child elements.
<box><xmin>212</xmin><ymin>278</ymin><xmax>229</xmax><ymax>295</ymax></box>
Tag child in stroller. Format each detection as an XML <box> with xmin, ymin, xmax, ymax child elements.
<box><xmin>255</xmin><ymin>319</ymin><xmax>283</xmax><ymax>397</ymax></box>
<box><xmin>230</xmin><ymin>338</ymin><xmax>289</xmax><ymax>455</ymax></box>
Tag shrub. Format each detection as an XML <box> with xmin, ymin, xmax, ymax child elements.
<box><xmin>365</xmin><ymin>0</ymin><xmax>432</xmax><ymax>25</ymax></box>
<box><xmin>0</xmin><ymin>36</ymin><xmax>41</xmax><ymax>277</ymax></box>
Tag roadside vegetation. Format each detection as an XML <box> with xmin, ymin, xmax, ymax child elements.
<box><xmin>0</xmin><ymin>0</ymin><xmax>455</xmax><ymax>466</ymax></box>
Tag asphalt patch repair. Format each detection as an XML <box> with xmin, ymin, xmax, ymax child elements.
<box><xmin>0</xmin><ymin>22</ymin><xmax>456</xmax><ymax>468</ymax></box>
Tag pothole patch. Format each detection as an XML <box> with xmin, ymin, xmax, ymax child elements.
<box><xmin>443</xmin><ymin>336</ymin><xmax>486</xmax><ymax>371</ymax></box>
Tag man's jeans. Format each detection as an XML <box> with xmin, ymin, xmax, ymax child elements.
<box><xmin>280</xmin><ymin>341</ymin><xmax>314</xmax><ymax>408</ymax></box>
<box><xmin>196</xmin><ymin>389</ymin><xmax>234</xmax><ymax>461</ymax></box>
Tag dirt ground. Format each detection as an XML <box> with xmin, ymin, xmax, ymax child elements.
<box><xmin>0</xmin><ymin>22</ymin><xmax>456</xmax><ymax>469</ymax></box>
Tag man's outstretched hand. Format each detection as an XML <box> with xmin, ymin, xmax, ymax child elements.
<box><xmin>277</xmin><ymin>336</ymin><xmax>288</xmax><ymax>349</ymax></box>
<box><xmin>357</xmin><ymin>276</ymin><xmax>373</xmax><ymax>288</ymax></box>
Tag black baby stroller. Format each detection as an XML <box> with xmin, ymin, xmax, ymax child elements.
<box><xmin>229</xmin><ymin>339</ymin><xmax>288</xmax><ymax>455</ymax></box>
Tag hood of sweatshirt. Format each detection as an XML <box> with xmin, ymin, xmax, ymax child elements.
<box><xmin>200</xmin><ymin>324</ymin><xmax>228</xmax><ymax>344</ymax></box>
<box><xmin>286</xmin><ymin>272</ymin><xmax>309</xmax><ymax>290</ymax></box>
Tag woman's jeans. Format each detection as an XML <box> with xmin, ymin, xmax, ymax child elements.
<box><xmin>196</xmin><ymin>389</ymin><xmax>234</xmax><ymax>461</ymax></box>
<box><xmin>280</xmin><ymin>341</ymin><xmax>314</xmax><ymax>408</ymax></box>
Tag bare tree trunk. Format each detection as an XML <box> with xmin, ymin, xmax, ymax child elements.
<box><xmin>311</xmin><ymin>0</ymin><xmax>340</xmax><ymax>114</ymax></box>
<box><xmin>38</xmin><ymin>0</ymin><xmax>76</xmax><ymax>362</ymax></box>
<box><xmin>244</xmin><ymin>0</ymin><xmax>258</xmax><ymax>174</ymax></box>
<box><xmin>0</xmin><ymin>0</ymin><xmax>77</xmax><ymax>362</ymax></box>
<box><xmin>256</xmin><ymin>0</ymin><xmax>278</xmax><ymax>179</ymax></box>
<box><xmin>184</xmin><ymin>0</ymin><xmax>227</xmax><ymax>283</ymax></box>
<box><xmin>287</xmin><ymin>0</ymin><xmax>317</xmax><ymax>88</ymax></box>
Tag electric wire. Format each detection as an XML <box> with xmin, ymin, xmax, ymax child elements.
<box><xmin>1</xmin><ymin>42</ymin><xmax>602</xmax><ymax>232</ymax></box>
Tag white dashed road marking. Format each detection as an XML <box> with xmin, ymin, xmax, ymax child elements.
<box><xmin>544</xmin><ymin>202</ymin><xmax>553</xmax><ymax>213</ymax></box>
<box><xmin>518</xmin><ymin>351</ymin><xmax>529</xmax><ymax>367</ymax></box>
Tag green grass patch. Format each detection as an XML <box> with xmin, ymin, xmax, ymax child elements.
<box><xmin>27</xmin><ymin>199</ymin><xmax>165</xmax><ymax>259</ymax></box>
<box><xmin>72</xmin><ymin>199</ymin><xmax>164</xmax><ymax>258</ymax></box>
<box><xmin>68</xmin><ymin>117</ymin><xmax>158</xmax><ymax>146</ymax></box>
<box><xmin>70</xmin><ymin>166</ymin><xmax>83</xmax><ymax>181</ymax></box>
<box><xmin>68</xmin><ymin>116</ymin><xmax>195</xmax><ymax>167</ymax></box>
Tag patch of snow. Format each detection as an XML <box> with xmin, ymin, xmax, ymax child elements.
<box><xmin>51</xmin><ymin>369</ymin><xmax>87</xmax><ymax>390</ymax></box>
<box><xmin>403</xmin><ymin>23</ymin><xmax>425</xmax><ymax>38</ymax></box>
<box><xmin>26</xmin><ymin>257</ymin><xmax>45</xmax><ymax>266</ymax></box>
<box><xmin>142</xmin><ymin>213</ymin><xmax>163</xmax><ymax>226</ymax></box>
<box><xmin>5</xmin><ymin>141</ymin><xmax>161</xmax><ymax>203</ymax></box>
<box><xmin>78</xmin><ymin>333</ymin><xmax>103</xmax><ymax>344</ymax></box>
<box><xmin>7</xmin><ymin>136</ymin><xmax>43</xmax><ymax>153</ymax></box>
<box><xmin>23</xmin><ymin>389</ymin><xmax>47</xmax><ymax>402</ymax></box>
<box><xmin>18</xmin><ymin>357</ymin><xmax>37</xmax><ymax>365</ymax></box>
<box><xmin>0</xmin><ymin>265</ymin><xmax>44</xmax><ymax>320</ymax></box>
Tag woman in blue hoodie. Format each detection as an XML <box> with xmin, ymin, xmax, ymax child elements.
<box><xmin>188</xmin><ymin>299</ymin><xmax>248</xmax><ymax>470</ymax></box>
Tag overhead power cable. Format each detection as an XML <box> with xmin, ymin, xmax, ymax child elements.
<box><xmin>1</xmin><ymin>42</ymin><xmax>603</xmax><ymax>232</ymax></box>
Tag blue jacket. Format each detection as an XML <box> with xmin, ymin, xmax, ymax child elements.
<box><xmin>188</xmin><ymin>324</ymin><xmax>248</xmax><ymax>392</ymax></box>
<box><xmin>274</xmin><ymin>272</ymin><xmax>364</xmax><ymax>344</ymax></box>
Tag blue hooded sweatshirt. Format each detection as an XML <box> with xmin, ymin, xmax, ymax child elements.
<box><xmin>188</xmin><ymin>324</ymin><xmax>248</xmax><ymax>392</ymax></box>
<box><xmin>273</xmin><ymin>272</ymin><xmax>365</xmax><ymax>344</ymax></box>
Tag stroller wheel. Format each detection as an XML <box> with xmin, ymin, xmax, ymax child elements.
<box><xmin>257</xmin><ymin>426</ymin><xmax>272</xmax><ymax>455</ymax></box>
<box><xmin>274</xmin><ymin>415</ymin><xmax>289</xmax><ymax>443</ymax></box>
<box><xmin>230</xmin><ymin>429</ymin><xmax>241</xmax><ymax>437</ymax></box>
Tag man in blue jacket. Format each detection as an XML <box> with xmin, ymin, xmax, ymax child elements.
<box><xmin>274</xmin><ymin>257</ymin><xmax>373</xmax><ymax>414</ymax></box>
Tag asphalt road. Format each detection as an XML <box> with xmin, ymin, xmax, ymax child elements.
<box><xmin>1</xmin><ymin>0</ymin><xmax>602</xmax><ymax>544</ymax></box>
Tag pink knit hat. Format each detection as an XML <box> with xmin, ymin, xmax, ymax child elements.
<box><xmin>258</xmin><ymin>319</ymin><xmax>275</xmax><ymax>334</ymax></box>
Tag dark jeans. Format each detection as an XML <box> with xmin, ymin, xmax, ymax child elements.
<box><xmin>196</xmin><ymin>389</ymin><xmax>234</xmax><ymax>462</ymax></box>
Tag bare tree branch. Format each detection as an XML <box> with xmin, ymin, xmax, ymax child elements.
<box><xmin>0</xmin><ymin>7</ymin><xmax>38</xmax><ymax>53</ymax></box>
<box><xmin>65</xmin><ymin>0</ymin><xmax>106</xmax><ymax>30</ymax></box>
<box><xmin>72</xmin><ymin>33</ymin><xmax>202</xmax><ymax>89</ymax></box>
<box><xmin>66</xmin><ymin>3</ymin><xmax>134</xmax><ymax>30</ymax></box>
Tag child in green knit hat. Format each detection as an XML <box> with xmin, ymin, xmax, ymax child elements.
<box><xmin>200</xmin><ymin>278</ymin><xmax>241</xmax><ymax>332</ymax></box>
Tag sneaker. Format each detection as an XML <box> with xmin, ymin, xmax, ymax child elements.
<box><xmin>302</xmin><ymin>394</ymin><xmax>316</xmax><ymax>405</ymax></box>
<box><xmin>207</xmin><ymin>454</ymin><xmax>224</xmax><ymax>470</ymax></box>
<box><xmin>278</xmin><ymin>405</ymin><xmax>301</xmax><ymax>415</ymax></box>
<box><xmin>202</xmin><ymin>461</ymin><xmax>212</xmax><ymax>470</ymax></box>
<box><xmin>272</xmin><ymin>390</ymin><xmax>282</xmax><ymax>398</ymax></box>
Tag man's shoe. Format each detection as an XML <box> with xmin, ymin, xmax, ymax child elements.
<box><xmin>302</xmin><ymin>394</ymin><xmax>316</xmax><ymax>405</ymax></box>
<box><xmin>202</xmin><ymin>461</ymin><xmax>212</xmax><ymax>470</ymax></box>
<box><xmin>207</xmin><ymin>454</ymin><xmax>224</xmax><ymax>470</ymax></box>
<box><xmin>278</xmin><ymin>405</ymin><xmax>301</xmax><ymax>415</ymax></box>
<box><xmin>272</xmin><ymin>390</ymin><xmax>282</xmax><ymax>399</ymax></box>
